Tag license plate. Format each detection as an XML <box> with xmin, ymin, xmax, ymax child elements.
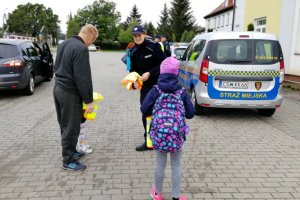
<box><xmin>219</xmin><ymin>81</ymin><xmax>248</xmax><ymax>89</ymax></box>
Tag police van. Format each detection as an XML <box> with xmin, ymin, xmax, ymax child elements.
<box><xmin>178</xmin><ymin>32</ymin><xmax>284</xmax><ymax>116</ymax></box>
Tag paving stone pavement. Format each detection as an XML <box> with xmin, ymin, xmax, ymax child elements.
<box><xmin>0</xmin><ymin>52</ymin><xmax>300</xmax><ymax>200</ymax></box>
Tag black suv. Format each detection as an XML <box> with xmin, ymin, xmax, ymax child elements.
<box><xmin>0</xmin><ymin>39</ymin><xmax>53</xmax><ymax>95</ymax></box>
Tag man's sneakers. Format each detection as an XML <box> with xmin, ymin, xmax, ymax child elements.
<box><xmin>150</xmin><ymin>187</ymin><xmax>163</xmax><ymax>200</ymax></box>
<box><xmin>63</xmin><ymin>160</ymin><xmax>86</xmax><ymax>171</ymax></box>
<box><xmin>136</xmin><ymin>142</ymin><xmax>153</xmax><ymax>151</ymax></box>
<box><xmin>73</xmin><ymin>152</ymin><xmax>85</xmax><ymax>160</ymax></box>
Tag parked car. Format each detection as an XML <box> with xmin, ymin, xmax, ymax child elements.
<box><xmin>178</xmin><ymin>32</ymin><xmax>284</xmax><ymax>116</ymax></box>
<box><xmin>88</xmin><ymin>44</ymin><xmax>97</xmax><ymax>51</ymax></box>
<box><xmin>171</xmin><ymin>45</ymin><xmax>187</xmax><ymax>59</ymax></box>
<box><xmin>0</xmin><ymin>39</ymin><xmax>53</xmax><ymax>95</ymax></box>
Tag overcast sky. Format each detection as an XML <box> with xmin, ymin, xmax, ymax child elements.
<box><xmin>1</xmin><ymin>0</ymin><xmax>223</xmax><ymax>33</ymax></box>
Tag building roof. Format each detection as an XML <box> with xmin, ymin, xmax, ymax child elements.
<box><xmin>204</xmin><ymin>0</ymin><xmax>234</xmax><ymax>19</ymax></box>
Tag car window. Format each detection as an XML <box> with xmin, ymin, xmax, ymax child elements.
<box><xmin>255</xmin><ymin>40</ymin><xmax>280</xmax><ymax>64</ymax></box>
<box><xmin>188</xmin><ymin>39</ymin><xmax>206</xmax><ymax>61</ymax></box>
<box><xmin>181</xmin><ymin>42</ymin><xmax>194</xmax><ymax>61</ymax></box>
<box><xmin>174</xmin><ymin>48</ymin><xmax>186</xmax><ymax>57</ymax></box>
<box><xmin>210</xmin><ymin>39</ymin><xmax>280</xmax><ymax>65</ymax></box>
<box><xmin>210</xmin><ymin>39</ymin><xmax>252</xmax><ymax>64</ymax></box>
<box><xmin>0</xmin><ymin>44</ymin><xmax>18</xmax><ymax>58</ymax></box>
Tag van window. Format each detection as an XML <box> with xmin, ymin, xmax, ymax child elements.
<box><xmin>181</xmin><ymin>42</ymin><xmax>194</xmax><ymax>61</ymax></box>
<box><xmin>0</xmin><ymin>44</ymin><xmax>18</xmax><ymax>59</ymax></box>
<box><xmin>188</xmin><ymin>40</ymin><xmax>206</xmax><ymax>61</ymax></box>
<box><xmin>255</xmin><ymin>40</ymin><xmax>280</xmax><ymax>64</ymax></box>
<box><xmin>210</xmin><ymin>39</ymin><xmax>281</xmax><ymax>65</ymax></box>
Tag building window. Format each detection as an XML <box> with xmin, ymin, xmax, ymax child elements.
<box><xmin>227</xmin><ymin>13</ymin><xmax>230</xmax><ymax>26</ymax></box>
<box><xmin>214</xmin><ymin>17</ymin><xmax>216</xmax><ymax>29</ymax></box>
<box><xmin>255</xmin><ymin>17</ymin><xmax>267</xmax><ymax>33</ymax></box>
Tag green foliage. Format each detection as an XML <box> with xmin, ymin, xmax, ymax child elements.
<box><xmin>169</xmin><ymin>0</ymin><xmax>196</xmax><ymax>42</ymax></box>
<box><xmin>124</xmin><ymin>4</ymin><xmax>142</xmax><ymax>28</ymax></box>
<box><xmin>180</xmin><ymin>30</ymin><xmax>195</xmax><ymax>42</ymax></box>
<box><xmin>157</xmin><ymin>3</ymin><xmax>171</xmax><ymax>40</ymax></box>
<box><xmin>144</xmin><ymin>22</ymin><xmax>156</xmax><ymax>35</ymax></box>
<box><xmin>117</xmin><ymin>20</ymin><xmax>138</xmax><ymax>43</ymax></box>
<box><xmin>207</xmin><ymin>28</ymin><xmax>213</xmax><ymax>32</ymax></box>
<box><xmin>172</xmin><ymin>33</ymin><xmax>176</xmax><ymax>42</ymax></box>
<box><xmin>6</xmin><ymin>3</ymin><xmax>60</xmax><ymax>39</ymax></box>
<box><xmin>247</xmin><ymin>23</ymin><xmax>254</xmax><ymax>31</ymax></box>
<box><xmin>76</xmin><ymin>0</ymin><xmax>121</xmax><ymax>45</ymax></box>
<box><xmin>66</xmin><ymin>15</ymin><xmax>80</xmax><ymax>38</ymax></box>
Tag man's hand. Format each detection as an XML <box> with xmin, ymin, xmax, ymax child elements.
<box><xmin>141</xmin><ymin>72</ymin><xmax>150</xmax><ymax>82</ymax></box>
<box><xmin>85</xmin><ymin>102</ymin><xmax>94</xmax><ymax>114</ymax></box>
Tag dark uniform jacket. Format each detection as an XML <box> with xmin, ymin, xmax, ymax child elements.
<box><xmin>130</xmin><ymin>39</ymin><xmax>166</xmax><ymax>88</ymax></box>
<box><xmin>54</xmin><ymin>36</ymin><xmax>93</xmax><ymax>104</ymax></box>
<box><xmin>163</xmin><ymin>41</ymin><xmax>171</xmax><ymax>57</ymax></box>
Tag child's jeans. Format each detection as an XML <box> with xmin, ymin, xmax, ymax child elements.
<box><xmin>155</xmin><ymin>150</ymin><xmax>182</xmax><ymax>198</ymax></box>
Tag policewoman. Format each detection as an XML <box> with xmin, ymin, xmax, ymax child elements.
<box><xmin>130</xmin><ymin>25</ymin><xmax>166</xmax><ymax>151</ymax></box>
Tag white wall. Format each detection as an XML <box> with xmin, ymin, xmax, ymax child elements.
<box><xmin>234</xmin><ymin>0</ymin><xmax>246</xmax><ymax>31</ymax></box>
<box><xmin>279</xmin><ymin>0</ymin><xmax>300</xmax><ymax>76</ymax></box>
<box><xmin>205</xmin><ymin>11</ymin><xmax>233</xmax><ymax>32</ymax></box>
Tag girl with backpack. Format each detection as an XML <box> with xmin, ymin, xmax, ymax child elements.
<box><xmin>141</xmin><ymin>57</ymin><xmax>195</xmax><ymax>200</ymax></box>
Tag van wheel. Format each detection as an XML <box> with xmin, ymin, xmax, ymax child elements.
<box><xmin>258</xmin><ymin>108</ymin><xmax>276</xmax><ymax>117</ymax></box>
<box><xmin>192</xmin><ymin>89</ymin><xmax>206</xmax><ymax>115</ymax></box>
<box><xmin>24</xmin><ymin>74</ymin><xmax>35</xmax><ymax>95</ymax></box>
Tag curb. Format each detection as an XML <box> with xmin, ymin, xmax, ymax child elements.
<box><xmin>283</xmin><ymin>80</ymin><xmax>300</xmax><ymax>91</ymax></box>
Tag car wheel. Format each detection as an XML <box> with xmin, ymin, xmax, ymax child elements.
<box><xmin>192</xmin><ymin>88</ymin><xmax>206</xmax><ymax>115</ymax></box>
<box><xmin>24</xmin><ymin>74</ymin><xmax>35</xmax><ymax>95</ymax></box>
<box><xmin>258</xmin><ymin>108</ymin><xmax>276</xmax><ymax>117</ymax></box>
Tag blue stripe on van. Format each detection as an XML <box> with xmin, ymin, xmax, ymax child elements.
<box><xmin>178</xmin><ymin>68</ymin><xmax>199</xmax><ymax>89</ymax></box>
<box><xmin>207</xmin><ymin>76</ymin><xmax>280</xmax><ymax>100</ymax></box>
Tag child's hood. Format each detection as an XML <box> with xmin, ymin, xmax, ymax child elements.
<box><xmin>157</xmin><ymin>73</ymin><xmax>181</xmax><ymax>93</ymax></box>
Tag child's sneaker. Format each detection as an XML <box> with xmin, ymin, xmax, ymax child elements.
<box><xmin>63</xmin><ymin>160</ymin><xmax>86</xmax><ymax>171</ymax></box>
<box><xmin>150</xmin><ymin>187</ymin><xmax>163</xmax><ymax>200</ymax></box>
<box><xmin>178</xmin><ymin>196</ymin><xmax>188</xmax><ymax>200</ymax></box>
<box><xmin>73</xmin><ymin>152</ymin><xmax>85</xmax><ymax>160</ymax></box>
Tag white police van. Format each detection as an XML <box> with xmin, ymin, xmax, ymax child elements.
<box><xmin>178</xmin><ymin>32</ymin><xmax>284</xmax><ymax>116</ymax></box>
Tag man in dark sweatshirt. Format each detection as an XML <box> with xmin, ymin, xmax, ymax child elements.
<box><xmin>130</xmin><ymin>25</ymin><xmax>166</xmax><ymax>151</ymax></box>
<box><xmin>53</xmin><ymin>24</ymin><xmax>98</xmax><ymax>171</ymax></box>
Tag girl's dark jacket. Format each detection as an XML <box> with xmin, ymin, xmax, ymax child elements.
<box><xmin>141</xmin><ymin>73</ymin><xmax>195</xmax><ymax>119</ymax></box>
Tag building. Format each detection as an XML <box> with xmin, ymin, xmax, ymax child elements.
<box><xmin>279</xmin><ymin>0</ymin><xmax>300</xmax><ymax>76</ymax></box>
<box><xmin>204</xmin><ymin>0</ymin><xmax>235</xmax><ymax>32</ymax></box>
<box><xmin>205</xmin><ymin>0</ymin><xmax>300</xmax><ymax>76</ymax></box>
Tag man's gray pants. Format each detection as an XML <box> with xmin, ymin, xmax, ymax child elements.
<box><xmin>53</xmin><ymin>85</ymin><xmax>83</xmax><ymax>164</ymax></box>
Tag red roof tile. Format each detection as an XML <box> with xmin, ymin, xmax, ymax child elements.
<box><xmin>204</xmin><ymin>0</ymin><xmax>234</xmax><ymax>19</ymax></box>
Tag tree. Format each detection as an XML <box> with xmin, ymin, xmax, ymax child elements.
<box><xmin>144</xmin><ymin>22</ymin><xmax>156</xmax><ymax>36</ymax></box>
<box><xmin>6</xmin><ymin>3</ymin><xmax>60</xmax><ymax>39</ymax></box>
<box><xmin>247</xmin><ymin>23</ymin><xmax>254</xmax><ymax>31</ymax></box>
<box><xmin>118</xmin><ymin>20</ymin><xmax>138</xmax><ymax>43</ymax></box>
<box><xmin>124</xmin><ymin>4</ymin><xmax>142</xmax><ymax>28</ymax></box>
<box><xmin>169</xmin><ymin>0</ymin><xmax>196</xmax><ymax>42</ymax></box>
<box><xmin>157</xmin><ymin>3</ymin><xmax>171</xmax><ymax>40</ymax></box>
<box><xmin>75</xmin><ymin>0</ymin><xmax>121</xmax><ymax>44</ymax></box>
<box><xmin>66</xmin><ymin>15</ymin><xmax>80</xmax><ymax>38</ymax></box>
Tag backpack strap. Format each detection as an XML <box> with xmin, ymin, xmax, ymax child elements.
<box><xmin>154</xmin><ymin>85</ymin><xmax>162</xmax><ymax>94</ymax></box>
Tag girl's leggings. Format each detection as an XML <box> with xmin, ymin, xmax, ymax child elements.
<box><xmin>155</xmin><ymin>150</ymin><xmax>182</xmax><ymax>198</ymax></box>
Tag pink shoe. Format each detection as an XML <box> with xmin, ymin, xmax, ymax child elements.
<box><xmin>150</xmin><ymin>187</ymin><xmax>163</xmax><ymax>200</ymax></box>
<box><xmin>179</xmin><ymin>195</ymin><xmax>188</xmax><ymax>200</ymax></box>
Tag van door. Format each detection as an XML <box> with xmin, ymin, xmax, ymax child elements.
<box><xmin>207</xmin><ymin>39</ymin><xmax>254</xmax><ymax>100</ymax></box>
<box><xmin>251</xmin><ymin>40</ymin><xmax>281</xmax><ymax>100</ymax></box>
<box><xmin>178</xmin><ymin>41</ymin><xmax>194</xmax><ymax>89</ymax></box>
